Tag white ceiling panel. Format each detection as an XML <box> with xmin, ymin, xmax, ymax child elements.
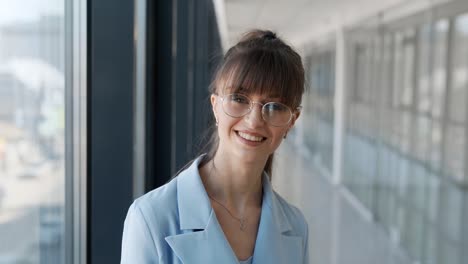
<box><xmin>222</xmin><ymin>0</ymin><xmax>452</xmax><ymax>48</ymax></box>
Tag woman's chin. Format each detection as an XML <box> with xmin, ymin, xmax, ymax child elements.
<box><xmin>231</xmin><ymin>147</ymin><xmax>270</xmax><ymax>165</ymax></box>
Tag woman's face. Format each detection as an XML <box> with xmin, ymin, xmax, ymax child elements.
<box><xmin>211</xmin><ymin>92</ymin><xmax>299</xmax><ymax>165</ymax></box>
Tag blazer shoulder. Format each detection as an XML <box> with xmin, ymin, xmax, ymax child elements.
<box><xmin>129</xmin><ymin>177</ymin><xmax>181</xmax><ymax>237</ymax></box>
<box><xmin>122</xmin><ymin>178</ymin><xmax>182</xmax><ymax>263</ymax></box>
<box><xmin>134</xmin><ymin>177</ymin><xmax>178</xmax><ymax>213</ymax></box>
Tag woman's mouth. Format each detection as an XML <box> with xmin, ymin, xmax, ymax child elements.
<box><xmin>235</xmin><ymin>131</ymin><xmax>266</xmax><ymax>143</ymax></box>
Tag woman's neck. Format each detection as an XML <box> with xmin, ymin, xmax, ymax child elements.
<box><xmin>200</xmin><ymin>152</ymin><xmax>264</xmax><ymax>212</ymax></box>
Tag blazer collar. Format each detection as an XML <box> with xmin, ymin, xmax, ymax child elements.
<box><xmin>165</xmin><ymin>155</ymin><xmax>303</xmax><ymax>264</ymax></box>
<box><xmin>175</xmin><ymin>155</ymin><xmax>212</xmax><ymax>230</ymax></box>
<box><xmin>252</xmin><ymin>172</ymin><xmax>303</xmax><ymax>264</ymax></box>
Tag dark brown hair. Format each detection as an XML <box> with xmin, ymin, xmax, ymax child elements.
<box><xmin>199</xmin><ymin>29</ymin><xmax>305</xmax><ymax>180</ymax></box>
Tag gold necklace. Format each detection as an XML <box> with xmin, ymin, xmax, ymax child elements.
<box><xmin>208</xmin><ymin>193</ymin><xmax>247</xmax><ymax>231</ymax></box>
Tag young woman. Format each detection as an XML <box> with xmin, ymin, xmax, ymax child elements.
<box><xmin>121</xmin><ymin>29</ymin><xmax>309</xmax><ymax>264</ymax></box>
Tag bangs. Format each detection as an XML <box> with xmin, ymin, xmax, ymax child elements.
<box><xmin>215</xmin><ymin>48</ymin><xmax>303</xmax><ymax>108</ymax></box>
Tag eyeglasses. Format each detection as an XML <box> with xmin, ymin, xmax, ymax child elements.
<box><xmin>218</xmin><ymin>93</ymin><xmax>297</xmax><ymax>127</ymax></box>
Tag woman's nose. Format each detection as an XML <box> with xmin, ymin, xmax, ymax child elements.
<box><xmin>244</xmin><ymin>103</ymin><xmax>264</xmax><ymax>127</ymax></box>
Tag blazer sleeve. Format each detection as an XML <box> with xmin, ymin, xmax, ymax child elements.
<box><xmin>121</xmin><ymin>202</ymin><xmax>159</xmax><ymax>264</ymax></box>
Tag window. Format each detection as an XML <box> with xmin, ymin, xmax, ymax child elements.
<box><xmin>342</xmin><ymin>8</ymin><xmax>468</xmax><ymax>264</ymax></box>
<box><xmin>445</xmin><ymin>13</ymin><xmax>468</xmax><ymax>184</ymax></box>
<box><xmin>303</xmin><ymin>49</ymin><xmax>336</xmax><ymax>174</ymax></box>
<box><xmin>0</xmin><ymin>1</ymin><xmax>85</xmax><ymax>263</ymax></box>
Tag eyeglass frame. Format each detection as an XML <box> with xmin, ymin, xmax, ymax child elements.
<box><xmin>215</xmin><ymin>93</ymin><xmax>302</xmax><ymax>127</ymax></box>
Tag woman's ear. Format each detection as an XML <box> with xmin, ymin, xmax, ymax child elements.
<box><xmin>294</xmin><ymin>111</ymin><xmax>301</xmax><ymax>121</ymax></box>
<box><xmin>210</xmin><ymin>94</ymin><xmax>218</xmax><ymax>120</ymax></box>
<box><xmin>210</xmin><ymin>94</ymin><xmax>217</xmax><ymax>108</ymax></box>
<box><xmin>288</xmin><ymin>110</ymin><xmax>301</xmax><ymax>129</ymax></box>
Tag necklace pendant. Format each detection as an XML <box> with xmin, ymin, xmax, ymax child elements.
<box><xmin>240</xmin><ymin>219</ymin><xmax>246</xmax><ymax>231</ymax></box>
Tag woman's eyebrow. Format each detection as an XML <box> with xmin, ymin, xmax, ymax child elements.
<box><xmin>237</xmin><ymin>87</ymin><xmax>248</xmax><ymax>93</ymax></box>
<box><xmin>259</xmin><ymin>97</ymin><xmax>282</xmax><ymax>104</ymax></box>
<box><xmin>231</xmin><ymin>87</ymin><xmax>283</xmax><ymax>101</ymax></box>
<box><xmin>264</xmin><ymin>94</ymin><xmax>282</xmax><ymax>100</ymax></box>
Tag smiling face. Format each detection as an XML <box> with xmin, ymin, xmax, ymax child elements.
<box><xmin>205</xmin><ymin>30</ymin><xmax>305</xmax><ymax>171</ymax></box>
<box><xmin>211</xmin><ymin>92</ymin><xmax>299</xmax><ymax>165</ymax></box>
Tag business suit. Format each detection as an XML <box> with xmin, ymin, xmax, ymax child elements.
<box><xmin>121</xmin><ymin>155</ymin><xmax>309</xmax><ymax>264</ymax></box>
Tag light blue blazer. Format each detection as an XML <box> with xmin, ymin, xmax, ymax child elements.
<box><xmin>121</xmin><ymin>155</ymin><xmax>309</xmax><ymax>264</ymax></box>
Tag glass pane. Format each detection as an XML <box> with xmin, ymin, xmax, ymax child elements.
<box><xmin>392</xmin><ymin>29</ymin><xmax>415</xmax><ymax>108</ymax></box>
<box><xmin>0</xmin><ymin>1</ymin><xmax>65</xmax><ymax>263</ymax></box>
<box><xmin>304</xmin><ymin>49</ymin><xmax>335</xmax><ymax>174</ymax></box>
<box><xmin>398</xmin><ymin>110</ymin><xmax>412</xmax><ymax>154</ymax></box>
<box><xmin>414</xmin><ymin>115</ymin><xmax>431</xmax><ymax>162</ymax></box>
<box><xmin>381</xmin><ymin>107</ymin><xmax>394</xmax><ymax>144</ymax></box>
<box><xmin>408</xmin><ymin>163</ymin><xmax>426</xmax><ymax>211</ymax></box>
<box><xmin>368</xmin><ymin>37</ymin><xmax>378</xmax><ymax>104</ymax></box>
<box><xmin>395</xmin><ymin>154</ymin><xmax>410</xmax><ymax>235</ymax></box>
<box><xmin>417</xmin><ymin>24</ymin><xmax>432</xmax><ymax>114</ymax></box>
<box><xmin>376</xmin><ymin>146</ymin><xmax>399</xmax><ymax>231</ymax></box>
<box><xmin>432</xmin><ymin>19</ymin><xmax>448</xmax><ymax>119</ymax></box>
<box><xmin>450</xmin><ymin>14</ymin><xmax>468</xmax><ymax>124</ymax></box>
<box><xmin>439</xmin><ymin>182</ymin><xmax>463</xmax><ymax>242</ymax></box>
<box><xmin>392</xmin><ymin>31</ymin><xmax>403</xmax><ymax>107</ymax></box>
<box><xmin>397</xmin><ymin>156</ymin><xmax>410</xmax><ymax>199</ymax></box>
<box><xmin>423</xmin><ymin>226</ymin><xmax>438</xmax><ymax>264</ymax></box>
<box><xmin>387</xmin><ymin>150</ymin><xmax>400</xmax><ymax>230</ymax></box>
<box><xmin>444</xmin><ymin>124</ymin><xmax>465</xmax><ymax>183</ymax></box>
<box><xmin>381</xmin><ymin>33</ymin><xmax>394</xmax><ymax>106</ymax></box>
<box><xmin>354</xmin><ymin>44</ymin><xmax>367</xmax><ymax>102</ymax></box>
<box><xmin>426</xmin><ymin>172</ymin><xmax>440</xmax><ymax>224</ymax></box>
<box><xmin>439</xmin><ymin>239</ymin><xmax>461</xmax><ymax>264</ymax></box>
<box><xmin>430</xmin><ymin>120</ymin><xmax>442</xmax><ymax>170</ymax></box>
<box><xmin>402</xmin><ymin>30</ymin><xmax>415</xmax><ymax>107</ymax></box>
<box><xmin>402</xmin><ymin>209</ymin><xmax>424</xmax><ymax>261</ymax></box>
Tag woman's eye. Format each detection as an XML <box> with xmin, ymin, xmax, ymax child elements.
<box><xmin>231</xmin><ymin>95</ymin><xmax>249</xmax><ymax>104</ymax></box>
<box><xmin>269</xmin><ymin>103</ymin><xmax>287</xmax><ymax>112</ymax></box>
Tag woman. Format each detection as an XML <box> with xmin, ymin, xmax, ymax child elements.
<box><xmin>121</xmin><ymin>29</ymin><xmax>309</xmax><ymax>264</ymax></box>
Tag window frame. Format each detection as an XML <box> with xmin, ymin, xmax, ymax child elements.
<box><xmin>65</xmin><ymin>0</ymin><xmax>87</xmax><ymax>263</ymax></box>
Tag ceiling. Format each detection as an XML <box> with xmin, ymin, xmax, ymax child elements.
<box><xmin>219</xmin><ymin>0</ymin><xmax>450</xmax><ymax>49</ymax></box>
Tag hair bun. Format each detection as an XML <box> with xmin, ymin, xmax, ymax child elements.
<box><xmin>239</xmin><ymin>30</ymin><xmax>278</xmax><ymax>43</ymax></box>
<box><xmin>263</xmin><ymin>31</ymin><xmax>277</xmax><ymax>40</ymax></box>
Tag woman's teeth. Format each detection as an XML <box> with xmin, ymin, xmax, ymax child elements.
<box><xmin>238</xmin><ymin>131</ymin><xmax>264</xmax><ymax>142</ymax></box>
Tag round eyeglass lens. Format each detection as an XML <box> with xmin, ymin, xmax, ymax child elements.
<box><xmin>262</xmin><ymin>102</ymin><xmax>292</xmax><ymax>126</ymax></box>
<box><xmin>222</xmin><ymin>94</ymin><xmax>251</xmax><ymax>117</ymax></box>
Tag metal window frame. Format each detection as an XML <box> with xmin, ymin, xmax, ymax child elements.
<box><xmin>332</xmin><ymin>29</ymin><xmax>347</xmax><ymax>186</ymax></box>
<box><xmin>133</xmin><ymin>0</ymin><xmax>147</xmax><ymax>199</ymax></box>
<box><xmin>65</xmin><ymin>0</ymin><xmax>87</xmax><ymax>263</ymax></box>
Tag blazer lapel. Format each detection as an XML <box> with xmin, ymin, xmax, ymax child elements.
<box><xmin>165</xmin><ymin>210</ymin><xmax>238</xmax><ymax>264</ymax></box>
<box><xmin>164</xmin><ymin>156</ymin><xmax>238</xmax><ymax>264</ymax></box>
<box><xmin>252</xmin><ymin>173</ymin><xmax>304</xmax><ymax>264</ymax></box>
